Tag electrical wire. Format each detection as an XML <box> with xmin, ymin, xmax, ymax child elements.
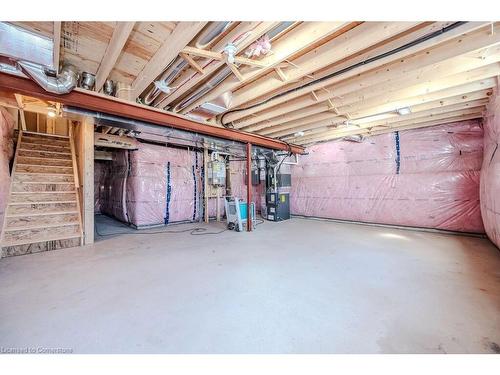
<box><xmin>220</xmin><ymin>22</ymin><xmax>467</xmax><ymax>128</ymax></box>
<box><xmin>95</xmin><ymin>216</ymin><xmax>266</xmax><ymax>237</ymax></box>
<box><xmin>94</xmin><ymin>220</ymin><xmax>228</xmax><ymax>237</ymax></box>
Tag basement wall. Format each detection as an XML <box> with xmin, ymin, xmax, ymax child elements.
<box><xmin>481</xmin><ymin>85</ymin><xmax>500</xmax><ymax>248</ymax></box>
<box><xmin>0</xmin><ymin>108</ymin><xmax>14</xmax><ymax>232</ymax></box>
<box><xmin>95</xmin><ymin>141</ymin><xmax>262</xmax><ymax>227</ymax></box>
<box><xmin>290</xmin><ymin>120</ymin><xmax>484</xmax><ymax>233</ymax></box>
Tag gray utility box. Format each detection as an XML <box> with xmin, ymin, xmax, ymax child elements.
<box><xmin>266</xmin><ymin>192</ymin><xmax>290</xmax><ymax>221</ymax></box>
<box><xmin>208</xmin><ymin>160</ymin><xmax>226</xmax><ymax>186</ymax></box>
<box><xmin>245</xmin><ymin>167</ymin><xmax>260</xmax><ymax>186</ymax></box>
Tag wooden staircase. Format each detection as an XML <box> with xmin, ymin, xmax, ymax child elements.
<box><xmin>1</xmin><ymin>131</ymin><xmax>83</xmax><ymax>257</ymax></box>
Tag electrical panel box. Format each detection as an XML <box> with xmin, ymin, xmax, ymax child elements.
<box><xmin>208</xmin><ymin>161</ymin><xmax>226</xmax><ymax>186</ymax></box>
<box><xmin>266</xmin><ymin>192</ymin><xmax>290</xmax><ymax>221</ymax></box>
<box><xmin>277</xmin><ymin>173</ymin><xmax>291</xmax><ymax>187</ymax></box>
<box><xmin>245</xmin><ymin>168</ymin><xmax>260</xmax><ymax>186</ymax></box>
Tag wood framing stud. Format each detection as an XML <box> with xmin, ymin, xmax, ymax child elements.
<box><xmin>228</xmin><ymin>63</ymin><xmax>244</xmax><ymax>82</ymax></box>
<box><xmin>181</xmin><ymin>47</ymin><xmax>267</xmax><ymax>68</ymax></box>
<box><xmin>275</xmin><ymin>67</ymin><xmax>288</xmax><ymax>82</ymax></box>
<box><xmin>181</xmin><ymin>46</ymin><xmax>223</xmax><ymax>61</ymax></box>
<box><xmin>94</xmin><ymin>150</ymin><xmax>113</xmax><ymax>161</ymax></box>
<box><xmin>0</xmin><ymin>72</ymin><xmax>304</xmax><ymax>154</ymax></box>
<box><xmin>95</xmin><ymin>22</ymin><xmax>136</xmax><ymax>92</ymax></box>
<box><xmin>52</xmin><ymin>21</ymin><xmax>62</xmax><ymax>73</ymax></box>
<box><xmin>327</xmin><ymin>99</ymin><xmax>339</xmax><ymax>114</ymax></box>
<box><xmin>14</xmin><ymin>94</ymin><xmax>26</xmax><ymax>131</ymax></box>
<box><xmin>180</xmin><ymin>52</ymin><xmax>205</xmax><ymax>75</ymax></box>
<box><xmin>94</xmin><ymin>132</ymin><xmax>139</xmax><ymax>150</ymax></box>
<box><xmin>131</xmin><ymin>22</ymin><xmax>207</xmax><ymax>99</ymax></box>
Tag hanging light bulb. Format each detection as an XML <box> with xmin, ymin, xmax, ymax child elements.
<box><xmin>154</xmin><ymin>80</ymin><xmax>174</xmax><ymax>95</ymax></box>
<box><xmin>223</xmin><ymin>43</ymin><xmax>237</xmax><ymax>64</ymax></box>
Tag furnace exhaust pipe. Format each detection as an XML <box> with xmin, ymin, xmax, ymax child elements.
<box><xmin>17</xmin><ymin>60</ymin><xmax>79</xmax><ymax>95</ymax></box>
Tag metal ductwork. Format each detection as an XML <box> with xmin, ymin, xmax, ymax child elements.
<box><xmin>17</xmin><ymin>60</ymin><xmax>79</xmax><ymax>95</ymax></box>
<box><xmin>63</xmin><ymin>106</ymin><xmax>259</xmax><ymax>157</ymax></box>
<box><xmin>0</xmin><ymin>62</ymin><xmax>25</xmax><ymax>77</ymax></box>
<box><xmin>195</xmin><ymin>21</ymin><xmax>233</xmax><ymax>49</ymax></box>
<box><xmin>175</xmin><ymin>66</ymin><xmax>233</xmax><ymax>112</ymax></box>
<box><xmin>175</xmin><ymin>22</ymin><xmax>296</xmax><ymax>114</ymax></box>
<box><xmin>142</xmin><ymin>21</ymin><xmax>235</xmax><ymax>106</ymax></box>
<box><xmin>143</xmin><ymin>57</ymin><xmax>187</xmax><ymax>105</ymax></box>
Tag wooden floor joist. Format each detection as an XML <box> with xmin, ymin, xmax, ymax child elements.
<box><xmin>3</xmin><ymin>21</ymin><xmax>497</xmax><ymax>147</ymax></box>
<box><xmin>0</xmin><ymin>72</ymin><xmax>304</xmax><ymax>154</ymax></box>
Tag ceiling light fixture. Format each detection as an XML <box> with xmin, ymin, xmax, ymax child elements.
<box><xmin>200</xmin><ymin>102</ymin><xmax>227</xmax><ymax>114</ymax></box>
<box><xmin>154</xmin><ymin>80</ymin><xmax>175</xmax><ymax>95</ymax></box>
<box><xmin>223</xmin><ymin>43</ymin><xmax>237</xmax><ymax>64</ymax></box>
<box><xmin>396</xmin><ymin>107</ymin><xmax>411</xmax><ymax>116</ymax></box>
<box><xmin>294</xmin><ymin>131</ymin><xmax>305</xmax><ymax>137</ymax></box>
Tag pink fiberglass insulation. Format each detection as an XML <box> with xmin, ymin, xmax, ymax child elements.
<box><xmin>100</xmin><ymin>150</ymin><xmax>128</xmax><ymax>223</ymax></box>
<box><xmin>127</xmin><ymin>144</ymin><xmax>199</xmax><ymax>225</ymax></box>
<box><xmin>481</xmin><ymin>86</ymin><xmax>500</xmax><ymax>248</ymax></box>
<box><xmin>98</xmin><ymin>142</ymin><xmax>260</xmax><ymax>227</ymax></box>
<box><xmin>0</xmin><ymin>108</ymin><xmax>14</xmax><ymax>232</ymax></box>
<box><xmin>94</xmin><ymin>161</ymin><xmax>108</xmax><ymax>214</ymax></box>
<box><xmin>291</xmin><ymin>120</ymin><xmax>484</xmax><ymax>233</ymax></box>
<box><xmin>98</xmin><ymin>144</ymin><xmax>197</xmax><ymax>226</ymax></box>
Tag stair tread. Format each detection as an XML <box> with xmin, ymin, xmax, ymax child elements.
<box><xmin>8</xmin><ymin>200</ymin><xmax>77</xmax><ymax>205</ymax></box>
<box><xmin>21</xmin><ymin>142</ymin><xmax>71</xmax><ymax>148</ymax></box>
<box><xmin>16</xmin><ymin>163</ymin><xmax>73</xmax><ymax>168</ymax></box>
<box><xmin>21</xmin><ymin>139</ymin><xmax>70</xmax><ymax>146</ymax></box>
<box><xmin>15</xmin><ymin>172</ymin><xmax>73</xmax><ymax>176</ymax></box>
<box><xmin>22</xmin><ymin>131</ymin><xmax>69</xmax><ymax>139</ymax></box>
<box><xmin>5</xmin><ymin>221</ymin><xmax>80</xmax><ymax>232</ymax></box>
<box><xmin>14</xmin><ymin>181</ymin><xmax>74</xmax><ymax>185</ymax></box>
<box><xmin>22</xmin><ymin>142</ymin><xmax>69</xmax><ymax>146</ymax></box>
<box><xmin>21</xmin><ymin>143</ymin><xmax>70</xmax><ymax>148</ymax></box>
<box><xmin>18</xmin><ymin>148</ymin><xmax>71</xmax><ymax>155</ymax></box>
<box><xmin>11</xmin><ymin>191</ymin><xmax>77</xmax><ymax>194</ymax></box>
<box><xmin>17</xmin><ymin>156</ymin><xmax>72</xmax><ymax>161</ymax></box>
<box><xmin>1</xmin><ymin>234</ymin><xmax>81</xmax><ymax>247</ymax></box>
<box><xmin>6</xmin><ymin>210</ymin><xmax>80</xmax><ymax>217</ymax></box>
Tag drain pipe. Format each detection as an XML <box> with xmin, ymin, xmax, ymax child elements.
<box><xmin>143</xmin><ymin>22</ymin><xmax>234</xmax><ymax>106</ymax></box>
<box><xmin>17</xmin><ymin>60</ymin><xmax>79</xmax><ymax>94</ymax></box>
<box><xmin>176</xmin><ymin>22</ymin><xmax>296</xmax><ymax>114</ymax></box>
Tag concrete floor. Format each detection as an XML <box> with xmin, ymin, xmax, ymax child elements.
<box><xmin>1</xmin><ymin>215</ymin><xmax>499</xmax><ymax>354</ymax></box>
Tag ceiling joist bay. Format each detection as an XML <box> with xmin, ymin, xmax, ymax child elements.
<box><xmin>4</xmin><ymin>21</ymin><xmax>498</xmax><ymax>147</ymax></box>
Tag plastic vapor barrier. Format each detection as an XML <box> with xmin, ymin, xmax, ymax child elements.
<box><xmin>95</xmin><ymin>142</ymin><xmax>262</xmax><ymax>227</ymax></box>
<box><xmin>291</xmin><ymin>120</ymin><xmax>484</xmax><ymax>233</ymax></box>
<box><xmin>481</xmin><ymin>86</ymin><xmax>500</xmax><ymax>248</ymax></box>
<box><xmin>94</xmin><ymin>161</ymin><xmax>107</xmax><ymax>214</ymax></box>
<box><xmin>0</xmin><ymin>108</ymin><xmax>14</xmax><ymax>232</ymax></box>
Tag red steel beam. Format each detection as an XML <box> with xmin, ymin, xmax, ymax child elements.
<box><xmin>246</xmin><ymin>142</ymin><xmax>252</xmax><ymax>232</ymax></box>
<box><xmin>0</xmin><ymin>72</ymin><xmax>305</xmax><ymax>154</ymax></box>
